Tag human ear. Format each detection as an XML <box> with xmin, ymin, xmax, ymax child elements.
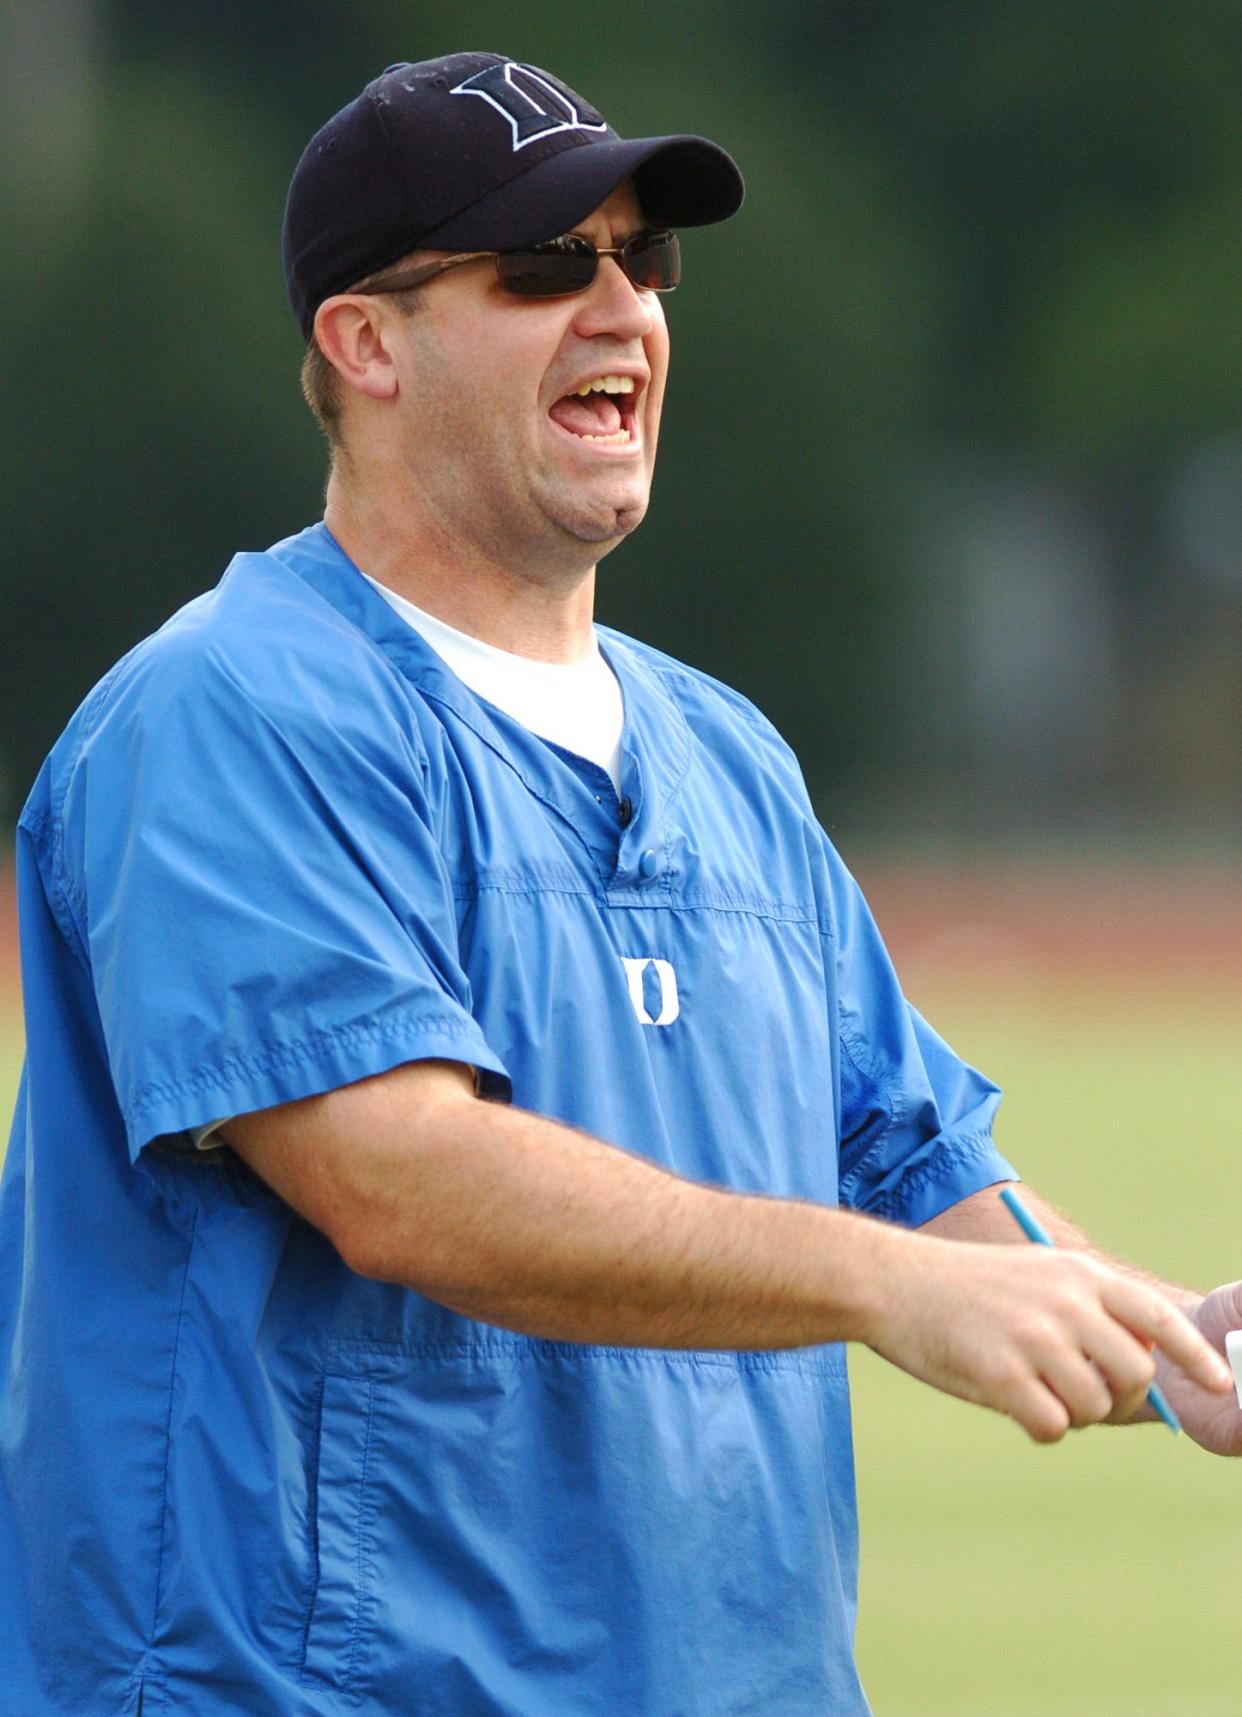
<box><xmin>312</xmin><ymin>296</ymin><xmax>400</xmax><ymax>402</ymax></box>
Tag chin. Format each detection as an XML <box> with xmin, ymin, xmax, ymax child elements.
<box><xmin>555</xmin><ymin>490</ymin><xmax>649</xmax><ymax>546</ymax></box>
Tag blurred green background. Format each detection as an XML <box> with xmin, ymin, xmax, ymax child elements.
<box><xmin>4</xmin><ymin>3</ymin><xmax>1242</xmax><ymax>1712</ymax></box>
<box><xmin>846</xmin><ymin>872</ymin><xmax>1242</xmax><ymax>1717</ymax></box>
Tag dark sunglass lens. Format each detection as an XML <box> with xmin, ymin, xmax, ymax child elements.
<box><xmin>623</xmin><ymin>231</ymin><xmax>681</xmax><ymax>291</ymax></box>
<box><xmin>498</xmin><ymin>235</ymin><xmax>597</xmax><ymax>297</ymax></box>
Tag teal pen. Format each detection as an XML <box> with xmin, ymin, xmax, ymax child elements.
<box><xmin>998</xmin><ymin>1186</ymin><xmax>1181</xmax><ymax>1436</ymax></box>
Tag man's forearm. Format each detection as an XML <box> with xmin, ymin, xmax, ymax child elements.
<box><xmin>229</xmin><ymin>1067</ymin><xmax>913</xmax><ymax>1348</ymax></box>
<box><xmin>225</xmin><ymin>1064</ymin><xmax>1233</xmax><ymax>1441</ymax></box>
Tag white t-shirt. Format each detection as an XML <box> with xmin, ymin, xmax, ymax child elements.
<box><xmin>364</xmin><ymin>576</ymin><xmax>624</xmax><ymax>794</ymax></box>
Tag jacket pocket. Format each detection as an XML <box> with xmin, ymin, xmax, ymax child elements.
<box><xmin>300</xmin><ymin>1372</ymin><xmax>380</xmax><ymax>1695</ymax></box>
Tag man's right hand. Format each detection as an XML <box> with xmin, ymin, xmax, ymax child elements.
<box><xmin>865</xmin><ymin>1237</ymin><xmax>1234</xmax><ymax>1442</ymax></box>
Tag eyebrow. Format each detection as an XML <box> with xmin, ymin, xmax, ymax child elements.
<box><xmin>562</xmin><ymin>224</ymin><xmax>655</xmax><ymax>244</ymax></box>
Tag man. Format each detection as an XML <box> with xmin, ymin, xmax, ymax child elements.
<box><xmin>1</xmin><ymin>53</ymin><xmax>1238</xmax><ymax>1716</ymax></box>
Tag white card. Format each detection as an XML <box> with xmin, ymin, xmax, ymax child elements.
<box><xmin>1225</xmin><ymin>1330</ymin><xmax>1242</xmax><ymax>1409</ymax></box>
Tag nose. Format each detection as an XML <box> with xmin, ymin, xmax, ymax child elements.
<box><xmin>569</xmin><ymin>255</ymin><xmax>657</xmax><ymax>342</ymax></box>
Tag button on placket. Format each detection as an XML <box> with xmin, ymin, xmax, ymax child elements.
<box><xmin>638</xmin><ymin>848</ymin><xmax>660</xmax><ymax>881</ymax></box>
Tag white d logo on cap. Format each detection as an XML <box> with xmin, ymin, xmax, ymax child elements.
<box><xmin>450</xmin><ymin>61</ymin><xmax>610</xmax><ymax>153</ymax></box>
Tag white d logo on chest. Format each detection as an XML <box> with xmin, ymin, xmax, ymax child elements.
<box><xmin>620</xmin><ymin>957</ymin><xmax>681</xmax><ymax>1027</ymax></box>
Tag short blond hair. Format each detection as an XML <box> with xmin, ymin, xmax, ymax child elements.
<box><xmin>300</xmin><ymin>338</ymin><xmax>344</xmax><ymax>439</ymax></box>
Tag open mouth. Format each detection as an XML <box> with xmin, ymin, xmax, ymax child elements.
<box><xmin>548</xmin><ymin>374</ymin><xmax>641</xmax><ymax>447</ymax></box>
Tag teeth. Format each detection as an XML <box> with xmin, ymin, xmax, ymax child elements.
<box><xmin>579</xmin><ymin>429</ymin><xmax>632</xmax><ymax>444</ymax></box>
<box><xmin>572</xmin><ymin>374</ymin><xmax>636</xmax><ymax>396</ymax></box>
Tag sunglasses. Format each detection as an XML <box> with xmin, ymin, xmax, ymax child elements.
<box><xmin>353</xmin><ymin>228</ymin><xmax>681</xmax><ymax>301</ymax></box>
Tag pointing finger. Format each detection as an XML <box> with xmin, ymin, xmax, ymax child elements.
<box><xmin>1102</xmin><ymin>1278</ymin><xmax>1232</xmax><ymax>1393</ymax></box>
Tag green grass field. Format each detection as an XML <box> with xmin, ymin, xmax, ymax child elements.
<box><xmin>852</xmin><ymin>984</ymin><xmax>1242</xmax><ymax>1716</ymax></box>
<box><xmin>0</xmin><ymin>1004</ymin><xmax>21</xmax><ymax>1143</ymax></box>
<box><xmin>0</xmin><ymin>899</ymin><xmax>1237</xmax><ymax>1714</ymax></box>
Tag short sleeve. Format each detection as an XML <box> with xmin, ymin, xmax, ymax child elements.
<box><xmin>60</xmin><ymin>634</ymin><xmax>510</xmax><ymax>1163</ymax></box>
<box><xmin>824</xmin><ymin>840</ymin><xmax>1016</xmax><ymax>1224</ymax></box>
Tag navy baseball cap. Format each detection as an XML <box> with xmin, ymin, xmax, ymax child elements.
<box><xmin>283</xmin><ymin>53</ymin><xmax>744</xmax><ymax>339</ymax></box>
